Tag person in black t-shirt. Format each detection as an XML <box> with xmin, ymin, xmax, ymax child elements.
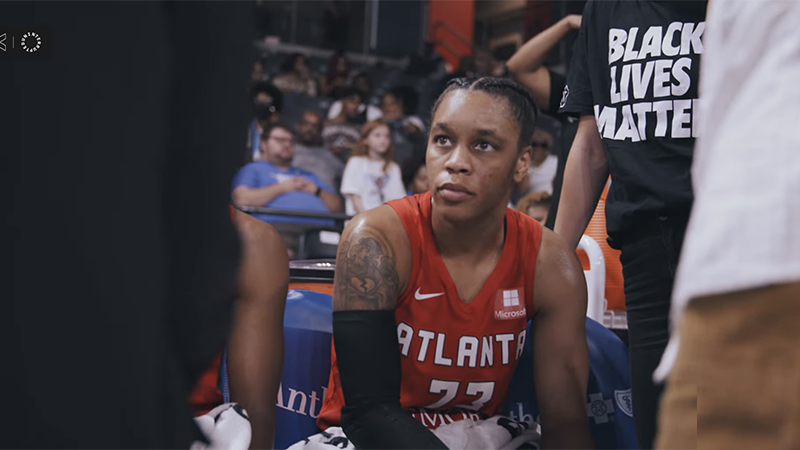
<box><xmin>506</xmin><ymin>14</ymin><xmax>582</xmax><ymax>230</ymax></box>
<box><xmin>556</xmin><ymin>1</ymin><xmax>707</xmax><ymax>448</ymax></box>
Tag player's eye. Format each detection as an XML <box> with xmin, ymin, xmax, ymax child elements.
<box><xmin>475</xmin><ymin>141</ymin><xmax>497</xmax><ymax>152</ymax></box>
<box><xmin>433</xmin><ymin>135</ymin><xmax>452</xmax><ymax>146</ymax></box>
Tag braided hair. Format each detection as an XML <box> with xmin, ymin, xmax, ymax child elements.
<box><xmin>430</xmin><ymin>77</ymin><xmax>539</xmax><ymax>150</ymax></box>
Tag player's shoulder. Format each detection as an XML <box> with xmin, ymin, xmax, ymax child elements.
<box><xmin>537</xmin><ymin>226</ymin><xmax>579</xmax><ymax>267</ymax></box>
<box><xmin>342</xmin><ymin>204</ymin><xmax>408</xmax><ymax>248</ymax></box>
<box><xmin>339</xmin><ymin>205</ymin><xmax>414</xmax><ymax>292</ymax></box>
<box><xmin>533</xmin><ymin>227</ymin><xmax>586</xmax><ymax>299</ymax></box>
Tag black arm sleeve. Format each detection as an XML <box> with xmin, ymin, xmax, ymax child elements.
<box><xmin>333</xmin><ymin>310</ymin><xmax>448</xmax><ymax>450</ymax></box>
<box><xmin>544</xmin><ymin>69</ymin><xmax>567</xmax><ymax>116</ymax></box>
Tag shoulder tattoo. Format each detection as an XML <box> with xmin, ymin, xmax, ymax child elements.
<box><xmin>333</xmin><ymin>229</ymin><xmax>400</xmax><ymax>311</ymax></box>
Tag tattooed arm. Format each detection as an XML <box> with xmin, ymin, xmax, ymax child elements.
<box><xmin>332</xmin><ymin>209</ymin><xmax>407</xmax><ymax>311</ymax></box>
<box><xmin>331</xmin><ymin>207</ymin><xmax>448</xmax><ymax>449</ymax></box>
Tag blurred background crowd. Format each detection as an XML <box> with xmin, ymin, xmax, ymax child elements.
<box><xmin>238</xmin><ymin>0</ymin><xmax>584</xmax><ymax>258</ymax></box>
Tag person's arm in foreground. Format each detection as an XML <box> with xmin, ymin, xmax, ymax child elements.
<box><xmin>227</xmin><ymin>211</ymin><xmax>289</xmax><ymax>449</ymax></box>
<box><xmin>532</xmin><ymin>229</ymin><xmax>594</xmax><ymax>449</ymax></box>
<box><xmin>553</xmin><ymin>115</ymin><xmax>608</xmax><ymax>249</ymax></box>
<box><xmin>332</xmin><ymin>209</ymin><xmax>448</xmax><ymax>449</ymax></box>
<box><xmin>506</xmin><ymin>15</ymin><xmax>581</xmax><ymax>109</ymax></box>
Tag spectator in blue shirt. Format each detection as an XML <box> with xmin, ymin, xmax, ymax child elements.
<box><xmin>232</xmin><ymin>123</ymin><xmax>342</xmax><ymax>230</ymax></box>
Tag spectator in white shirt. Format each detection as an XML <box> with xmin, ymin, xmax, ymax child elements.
<box><xmin>523</xmin><ymin>128</ymin><xmax>557</xmax><ymax>194</ymax></box>
<box><xmin>340</xmin><ymin>119</ymin><xmax>406</xmax><ymax>215</ymax></box>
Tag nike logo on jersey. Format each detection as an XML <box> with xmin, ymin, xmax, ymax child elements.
<box><xmin>415</xmin><ymin>288</ymin><xmax>444</xmax><ymax>300</ymax></box>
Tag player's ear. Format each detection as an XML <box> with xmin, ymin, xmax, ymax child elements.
<box><xmin>514</xmin><ymin>144</ymin><xmax>532</xmax><ymax>184</ymax></box>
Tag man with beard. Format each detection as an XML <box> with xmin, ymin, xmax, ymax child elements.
<box><xmin>292</xmin><ymin>111</ymin><xmax>345</xmax><ymax>195</ymax></box>
<box><xmin>232</xmin><ymin>123</ymin><xmax>342</xmax><ymax>257</ymax></box>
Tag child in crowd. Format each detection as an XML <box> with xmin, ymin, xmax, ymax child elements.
<box><xmin>340</xmin><ymin>119</ymin><xmax>406</xmax><ymax>215</ymax></box>
<box><xmin>401</xmin><ymin>155</ymin><xmax>429</xmax><ymax>196</ymax></box>
<box><xmin>517</xmin><ymin>191</ymin><xmax>551</xmax><ymax>225</ymax></box>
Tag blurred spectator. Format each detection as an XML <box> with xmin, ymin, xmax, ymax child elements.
<box><xmin>523</xmin><ymin>129</ymin><xmax>557</xmax><ymax>194</ymax></box>
<box><xmin>327</xmin><ymin>72</ymin><xmax>382</xmax><ymax>121</ymax></box>
<box><xmin>292</xmin><ymin>111</ymin><xmax>345</xmax><ymax>194</ymax></box>
<box><xmin>232</xmin><ymin>124</ymin><xmax>342</xmax><ymax>255</ymax></box>
<box><xmin>406</xmin><ymin>40</ymin><xmax>447</xmax><ymax>78</ymax></box>
<box><xmin>352</xmin><ymin>72</ymin><xmax>373</xmax><ymax>100</ymax></box>
<box><xmin>381</xmin><ymin>86</ymin><xmax>425</xmax><ymax>134</ymax></box>
<box><xmin>320</xmin><ymin>51</ymin><xmax>351</xmax><ymax>97</ymax></box>
<box><xmin>401</xmin><ymin>155</ymin><xmax>429</xmax><ymax>196</ymax></box>
<box><xmin>247</xmin><ymin>82</ymin><xmax>284</xmax><ymax>162</ymax></box>
<box><xmin>251</xmin><ymin>59</ymin><xmax>266</xmax><ymax>85</ymax></box>
<box><xmin>322</xmin><ymin>87</ymin><xmax>366</xmax><ymax>160</ymax></box>
<box><xmin>381</xmin><ymin>86</ymin><xmax>426</xmax><ymax>167</ymax></box>
<box><xmin>272</xmin><ymin>53</ymin><xmax>318</xmax><ymax>97</ymax></box>
<box><xmin>434</xmin><ymin>50</ymin><xmax>496</xmax><ymax>98</ymax></box>
<box><xmin>472</xmin><ymin>48</ymin><xmax>496</xmax><ymax>77</ymax></box>
<box><xmin>340</xmin><ymin>119</ymin><xmax>406</xmax><ymax>215</ymax></box>
<box><xmin>517</xmin><ymin>191</ymin><xmax>552</xmax><ymax>225</ymax></box>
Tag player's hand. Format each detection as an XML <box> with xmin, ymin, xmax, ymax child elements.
<box><xmin>565</xmin><ymin>14</ymin><xmax>582</xmax><ymax>30</ymax></box>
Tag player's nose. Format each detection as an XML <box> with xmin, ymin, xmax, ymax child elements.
<box><xmin>444</xmin><ymin>144</ymin><xmax>472</xmax><ymax>174</ymax></box>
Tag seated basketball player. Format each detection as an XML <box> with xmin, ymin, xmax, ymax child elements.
<box><xmin>309</xmin><ymin>78</ymin><xmax>594</xmax><ymax>449</ymax></box>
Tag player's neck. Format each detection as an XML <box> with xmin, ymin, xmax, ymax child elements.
<box><xmin>431</xmin><ymin>206</ymin><xmax>506</xmax><ymax>260</ymax></box>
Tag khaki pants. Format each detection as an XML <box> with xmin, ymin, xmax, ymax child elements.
<box><xmin>656</xmin><ymin>281</ymin><xmax>800</xmax><ymax>450</ymax></box>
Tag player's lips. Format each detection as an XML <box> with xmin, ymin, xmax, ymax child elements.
<box><xmin>438</xmin><ymin>183</ymin><xmax>474</xmax><ymax>202</ymax></box>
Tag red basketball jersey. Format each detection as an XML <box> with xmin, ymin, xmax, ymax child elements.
<box><xmin>317</xmin><ymin>192</ymin><xmax>542</xmax><ymax>430</ymax></box>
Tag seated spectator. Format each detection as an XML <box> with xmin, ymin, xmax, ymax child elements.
<box><xmin>382</xmin><ymin>86</ymin><xmax>425</xmax><ymax>134</ymax></box>
<box><xmin>522</xmin><ymin>128</ymin><xmax>557</xmax><ymax>194</ymax></box>
<box><xmin>517</xmin><ymin>191</ymin><xmax>552</xmax><ymax>225</ymax></box>
<box><xmin>472</xmin><ymin>47</ymin><xmax>497</xmax><ymax>78</ymax></box>
<box><xmin>405</xmin><ymin>40</ymin><xmax>447</xmax><ymax>78</ymax></box>
<box><xmin>247</xmin><ymin>82</ymin><xmax>284</xmax><ymax>163</ymax></box>
<box><xmin>435</xmin><ymin>49</ymin><xmax>495</xmax><ymax>97</ymax></box>
<box><xmin>340</xmin><ymin>119</ymin><xmax>406</xmax><ymax>215</ymax></box>
<box><xmin>381</xmin><ymin>85</ymin><xmax>426</xmax><ymax>167</ymax></box>
<box><xmin>401</xmin><ymin>155</ymin><xmax>429</xmax><ymax>196</ymax></box>
<box><xmin>292</xmin><ymin>111</ymin><xmax>345</xmax><ymax>194</ymax></box>
<box><xmin>271</xmin><ymin>53</ymin><xmax>318</xmax><ymax>97</ymax></box>
<box><xmin>322</xmin><ymin>87</ymin><xmax>366</xmax><ymax>160</ymax></box>
<box><xmin>251</xmin><ymin>58</ymin><xmax>266</xmax><ymax>85</ymax></box>
<box><xmin>320</xmin><ymin>51</ymin><xmax>351</xmax><ymax>97</ymax></box>
<box><xmin>232</xmin><ymin>124</ymin><xmax>342</xmax><ymax>255</ymax></box>
<box><xmin>327</xmin><ymin>72</ymin><xmax>382</xmax><ymax>121</ymax></box>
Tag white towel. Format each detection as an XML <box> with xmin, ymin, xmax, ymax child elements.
<box><xmin>286</xmin><ymin>415</ymin><xmax>540</xmax><ymax>450</ymax></box>
<box><xmin>191</xmin><ymin>403</ymin><xmax>252</xmax><ymax>450</ymax></box>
